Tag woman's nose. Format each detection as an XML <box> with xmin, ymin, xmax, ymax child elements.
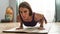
<box><xmin>22</xmin><ymin>13</ymin><xmax>25</xmax><ymax>16</ymax></box>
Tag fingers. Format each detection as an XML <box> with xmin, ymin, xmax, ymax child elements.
<box><xmin>38</xmin><ymin>27</ymin><xmax>45</xmax><ymax>30</ymax></box>
<box><xmin>16</xmin><ymin>27</ymin><xmax>23</xmax><ymax>30</ymax></box>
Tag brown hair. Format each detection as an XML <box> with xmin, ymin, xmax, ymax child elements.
<box><xmin>19</xmin><ymin>2</ymin><xmax>32</xmax><ymax>16</ymax></box>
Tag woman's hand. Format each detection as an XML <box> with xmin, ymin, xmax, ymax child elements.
<box><xmin>38</xmin><ymin>27</ymin><xmax>45</xmax><ymax>30</ymax></box>
<box><xmin>16</xmin><ymin>27</ymin><xmax>23</xmax><ymax>30</ymax></box>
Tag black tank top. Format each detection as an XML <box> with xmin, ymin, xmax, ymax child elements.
<box><xmin>20</xmin><ymin>13</ymin><xmax>38</xmax><ymax>27</ymax></box>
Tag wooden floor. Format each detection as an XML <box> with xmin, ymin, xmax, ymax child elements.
<box><xmin>0</xmin><ymin>22</ymin><xmax>60</xmax><ymax>34</ymax></box>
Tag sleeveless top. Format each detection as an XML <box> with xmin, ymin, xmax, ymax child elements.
<box><xmin>20</xmin><ymin>13</ymin><xmax>38</xmax><ymax>27</ymax></box>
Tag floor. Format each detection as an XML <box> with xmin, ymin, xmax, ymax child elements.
<box><xmin>0</xmin><ymin>22</ymin><xmax>60</xmax><ymax>34</ymax></box>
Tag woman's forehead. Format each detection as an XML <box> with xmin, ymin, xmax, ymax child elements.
<box><xmin>20</xmin><ymin>7</ymin><xmax>29</xmax><ymax>11</ymax></box>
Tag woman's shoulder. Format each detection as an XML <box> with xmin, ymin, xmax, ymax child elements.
<box><xmin>34</xmin><ymin>13</ymin><xmax>44</xmax><ymax>21</ymax></box>
<box><xmin>17</xmin><ymin>15</ymin><xmax>21</xmax><ymax>22</ymax></box>
<box><xmin>34</xmin><ymin>13</ymin><xmax>44</xmax><ymax>17</ymax></box>
<box><xmin>17</xmin><ymin>15</ymin><xmax>20</xmax><ymax>18</ymax></box>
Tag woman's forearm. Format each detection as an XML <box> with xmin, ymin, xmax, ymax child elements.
<box><xmin>20</xmin><ymin>22</ymin><xmax>23</xmax><ymax>29</ymax></box>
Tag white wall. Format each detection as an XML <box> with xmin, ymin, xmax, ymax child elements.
<box><xmin>0</xmin><ymin>0</ymin><xmax>9</xmax><ymax>21</ymax></box>
<box><xmin>17</xmin><ymin>0</ymin><xmax>24</xmax><ymax>6</ymax></box>
<box><xmin>18</xmin><ymin>0</ymin><xmax>55</xmax><ymax>22</ymax></box>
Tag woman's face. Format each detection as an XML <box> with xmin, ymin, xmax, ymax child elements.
<box><xmin>19</xmin><ymin>7</ymin><xmax>30</xmax><ymax>20</ymax></box>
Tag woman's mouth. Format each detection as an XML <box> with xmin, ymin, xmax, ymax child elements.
<box><xmin>23</xmin><ymin>16</ymin><xmax>26</xmax><ymax>18</ymax></box>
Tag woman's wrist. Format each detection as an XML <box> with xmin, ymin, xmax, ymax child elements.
<box><xmin>40</xmin><ymin>25</ymin><xmax>43</xmax><ymax>27</ymax></box>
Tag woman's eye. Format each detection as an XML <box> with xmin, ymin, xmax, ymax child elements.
<box><xmin>24</xmin><ymin>11</ymin><xmax>27</xmax><ymax>13</ymax></box>
<box><xmin>20</xmin><ymin>11</ymin><xmax>22</xmax><ymax>13</ymax></box>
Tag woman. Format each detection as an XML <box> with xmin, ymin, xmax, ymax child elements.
<box><xmin>17</xmin><ymin>2</ymin><xmax>47</xmax><ymax>30</ymax></box>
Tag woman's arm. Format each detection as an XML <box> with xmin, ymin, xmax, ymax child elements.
<box><xmin>34</xmin><ymin>13</ymin><xmax>47</xmax><ymax>30</ymax></box>
<box><xmin>16</xmin><ymin>15</ymin><xmax>23</xmax><ymax>29</ymax></box>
